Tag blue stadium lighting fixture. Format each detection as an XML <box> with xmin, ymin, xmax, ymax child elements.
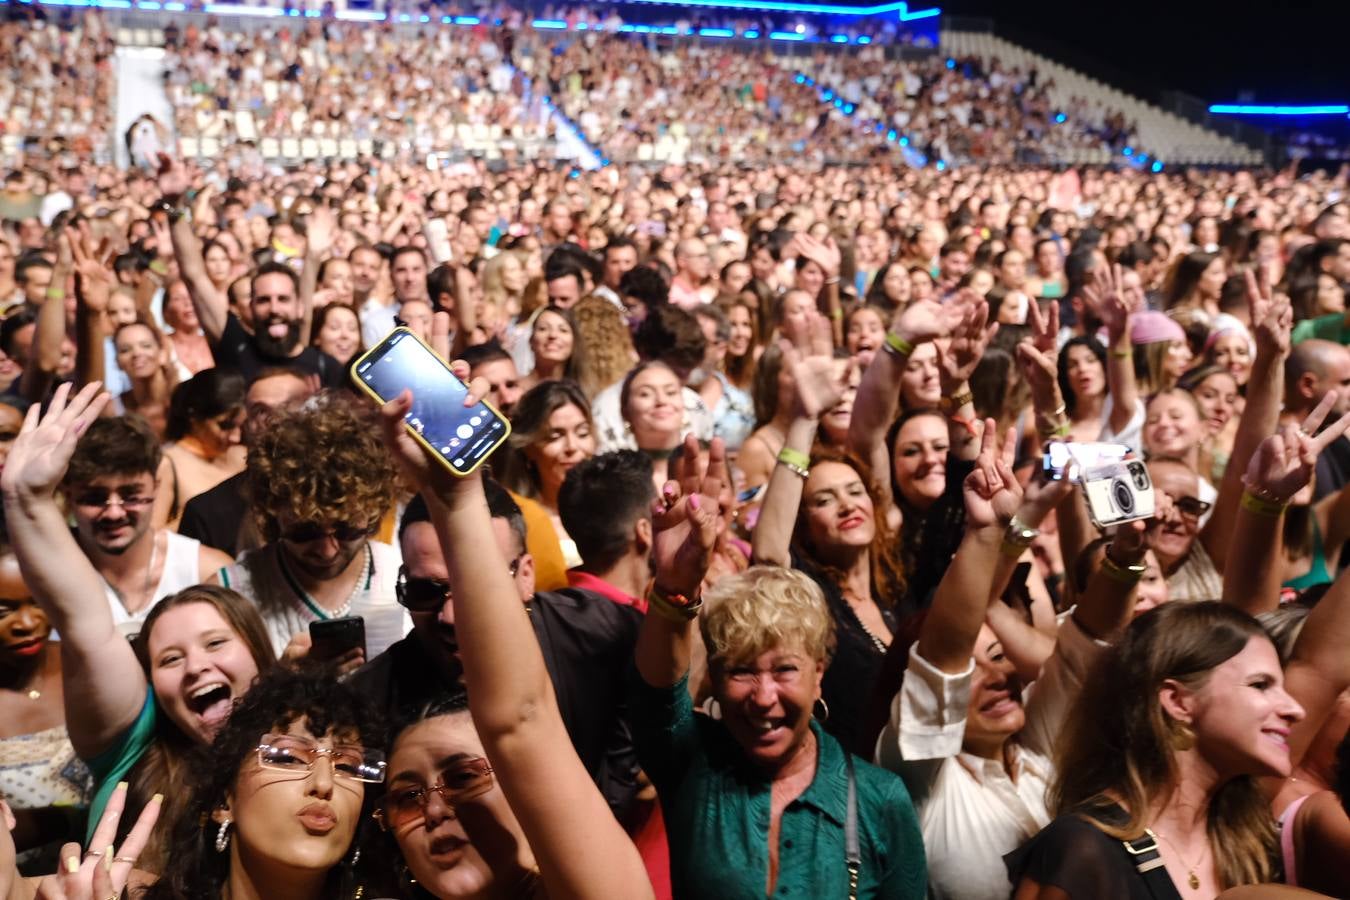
<box><xmin>822</xmin><ymin>89</ymin><xmax>833</xmax><ymax>100</ymax></box>
<box><xmin>1209</xmin><ymin>104</ymin><xmax>1348</xmax><ymax>116</ymax></box>
<box><xmin>1054</xmin><ymin>112</ymin><xmax>1066</xmax><ymax>123</ymax></box>
<box><xmin>857</xmin><ymin>35</ymin><xmax>871</xmax><ymax>44</ymax></box>
<box><xmin>699</xmin><ymin>27</ymin><xmax>736</xmax><ymax>36</ymax></box>
<box><xmin>795</xmin><ymin>74</ymin><xmax>806</xmax><ymax>84</ymax></box>
<box><xmin>945</xmin><ymin>58</ymin><xmax>955</xmax><ymax>69</ymax></box>
<box><xmin>609</xmin><ymin>0</ymin><xmax>939</xmax><ymax>19</ymax></box>
<box><xmin>770</xmin><ymin>30</ymin><xmax>807</xmax><ymax>40</ymax></box>
<box><xmin>744</xmin><ymin>29</ymin><xmax>760</xmax><ymax>37</ymax></box>
<box><xmin>935</xmin><ymin>160</ymin><xmax>946</xmax><ymax>171</ymax></box>
<box><xmin>532</xmin><ymin>18</ymin><xmax>568</xmax><ymax>29</ymax></box>
<box><xmin>1123</xmin><ymin>146</ymin><xmax>1133</xmax><ymax>156</ymax></box>
<box><xmin>454</xmin><ymin>16</ymin><xmax>479</xmax><ymax>24</ymax></box>
<box><xmin>898</xmin><ymin>136</ymin><xmax>909</xmax><ymax>146</ymax></box>
<box><xmin>886</xmin><ymin>129</ymin><xmax>897</xmax><ymax>141</ymax></box>
<box><xmin>830</xmin><ymin>34</ymin><xmax>849</xmax><ymax>43</ymax></box>
<box><xmin>1151</xmin><ymin>161</ymin><xmax>1164</xmax><ymax>172</ymax></box>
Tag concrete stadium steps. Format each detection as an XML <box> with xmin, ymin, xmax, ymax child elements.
<box><xmin>940</xmin><ymin>30</ymin><xmax>1263</xmax><ymax>167</ymax></box>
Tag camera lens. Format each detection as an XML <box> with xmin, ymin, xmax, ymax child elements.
<box><xmin>1112</xmin><ymin>477</ymin><xmax>1135</xmax><ymax>515</ymax></box>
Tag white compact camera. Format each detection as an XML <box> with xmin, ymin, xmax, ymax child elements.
<box><xmin>1080</xmin><ymin>459</ymin><xmax>1156</xmax><ymax>529</ymax></box>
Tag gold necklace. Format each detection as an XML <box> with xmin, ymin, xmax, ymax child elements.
<box><xmin>1147</xmin><ymin>827</ymin><xmax>1206</xmax><ymax>890</ymax></box>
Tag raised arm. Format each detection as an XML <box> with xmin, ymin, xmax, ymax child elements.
<box><xmin>1082</xmin><ymin>263</ymin><xmax>1142</xmax><ymax>436</ymax></box>
<box><xmin>848</xmin><ymin>297</ymin><xmax>972</xmax><ymax>501</ymax></box>
<box><xmin>1204</xmin><ymin>269</ymin><xmax>1293</xmax><ymax>569</ymax></box>
<box><xmin>0</xmin><ymin>383</ymin><xmax>149</xmax><ymax>759</ymax></box>
<box><xmin>936</xmin><ymin>292</ymin><xmax>997</xmax><ymax>460</ymax></box>
<box><xmin>71</xmin><ymin>228</ymin><xmax>113</xmax><ymax>389</ymax></box>
<box><xmin>20</xmin><ymin>232</ymin><xmax>72</xmax><ymax>402</ymax></box>
<box><xmin>751</xmin><ymin>312</ymin><xmax>853</xmax><ymax>568</ymax></box>
<box><xmin>1224</xmin><ymin>397</ymin><xmax>1350</xmax><ymax>617</ymax></box>
<box><xmin>379</xmin><ymin>373</ymin><xmax>652</xmax><ymax>900</ymax></box>
<box><xmin>295</xmin><ymin>205</ymin><xmax>336</xmax><ymax>348</ymax></box>
<box><xmin>157</xmin><ymin>155</ymin><xmax>228</xmax><ymax>342</ymax></box>
<box><xmin>915</xmin><ymin>421</ymin><xmax>1023</xmax><ymax>673</ymax></box>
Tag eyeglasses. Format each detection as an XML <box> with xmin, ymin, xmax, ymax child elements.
<box><xmin>374</xmin><ymin>758</ymin><xmax>495</xmax><ymax>831</ymax></box>
<box><xmin>1171</xmin><ymin>496</ymin><xmax>1212</xmax><ymax>519</ymax></box>
<box><xmin>73</xmin><ymin>488</ymin><xmax>154</xmax><ymax>510</ymax></box>
<box><xmin>281</xmin><ymin>521</ymin><xmax>377</xmax><ymax>544</ymax></box>
<box><xmin>256</xmin><ymin>733</ymin><xmax>386</xmax><ymax>783</ymax></box>
<box><xmin>396</xmin><ymin>559</ymin><xmax>521</xmax><ymax>612</ymax></box>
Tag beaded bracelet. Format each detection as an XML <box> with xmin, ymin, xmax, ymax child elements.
<box><xmin>776</xmin><ymin>447</ymin><xmax>811</xmax><ymax>479</ymax></box>
<box><xmin>883</xmin><ymin>332</ymin><xmax>914</xmax><ymax>357</ymax></box>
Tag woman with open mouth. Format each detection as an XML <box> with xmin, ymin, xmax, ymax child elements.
<box><xmin>0</xmin><ymin>383</ymin><xmax>276</xmax><ymax>873</ymax></box>
<box><xmin>140</xmin><ymin>668</ymin><xmax>384</xmax><ymax>900</ymax></box>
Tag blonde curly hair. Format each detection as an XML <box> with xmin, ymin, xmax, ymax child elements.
<box><xmin>247</xmin><ymin>392</ymin><xmax>397</xmax><ymax>542</ymax></box>
<box><xmin>571</xmin><ymin>294</ymin><xmax>636</xmax><ymax>400</ymax></box>
<box><xmin>700</xmin><ymin>566</ymin><xmax>836</xmax><ymax>670</ymax></box>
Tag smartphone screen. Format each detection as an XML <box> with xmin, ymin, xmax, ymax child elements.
<box><xmin>309</xmin><ymin>616</ymin><xmax>366</xmax><ymax>660</ymax></box>
<box><xmin>353</xmin><ymin>329</ymin><xmax>509</xmax><ymax>475</ymax></box>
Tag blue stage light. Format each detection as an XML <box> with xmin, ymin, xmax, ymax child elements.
<box><xmin>1209</xmin><ymin>104</ymin><xmax>1348</xmax><ymax>116</ymax></box>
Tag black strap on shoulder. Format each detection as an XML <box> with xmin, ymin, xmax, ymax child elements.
<box><xmin>845</xmin><ymin>753</ymin><xmax>860</xmax><ymax>900</ymax></box>
<box><xmin>1119</xmin><ymin>830</ymin><xmax>1184</xmax><ymax>900</ymax></box>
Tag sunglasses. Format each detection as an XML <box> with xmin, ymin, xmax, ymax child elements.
<box><xmin>256</xmin><ymin>733</ymin><xmax>386</xmax><ymax>783</ymax></box>
<box><xmin>396</xmin><ymin>559</ymin><xmax>521</xmax><ymax>612</ymax></box>
<box><xmin>374</xmin><ymin>757</ymin><xmax>495</xmax><ymax>831</ymax></box>
<box><xmin>281</xmin><ymin>521</ymin><xmax>376</xmax><ymax>544</ymax></box>
<box><xmin>1173</xmin><ymin>496</ymin><xmax>1212</xmax><ymax>519</ymax></box>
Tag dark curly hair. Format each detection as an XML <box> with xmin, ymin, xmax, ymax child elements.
<box><xmin>246</xmin><ymin>391</ymin><xmax>398</xmax><ymax>543</ymax></box>
<box><xmin>140</xmin><ymin>668</ymin><xmax>385</xmax><ymax>900</ymax></box>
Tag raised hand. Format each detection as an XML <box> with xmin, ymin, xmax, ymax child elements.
<box><xmin>376</xmin><ymin>360</ymin><xmax>492</xmax><ymax>499</ymax></box>
<box><xmin>782</xmin><ymin>311</ymin><xmax>852</xmax><ymax>420</ymax></box>
<box><xmin>1016</xmin><ymin>341</ymin><xmax>1061</xmax><ymax>412</ymax></box>
<box><xmin>649</xmin><ymin>433</ymin><xmax>725</xmax><ymax>598</ymax></box>
<box><xmin>1025</xmin><ymin>294</ymin><xmax>1060</xmax><ymax>355</ymax></box>
<box><xmin>34</xmin><ymin>781</ymin><xmax>160</xmax><ymax>900</ymax></box>
<box><xmin>1081</xmin><ymin>263</ymin><xmax>1141</xmax><ymax>343</ymax></box>
<box><xmin>1246</xmin><ymin>264</ymin><xmax>1293</xmax><ymax>359</ymax></box>
<box><xmin>1244</xmin><ymin>391</ymin><xmax>1350</xmax><ymax>503</ymax></box>
<box><xmin>892</xmin><ymin>294</ymin><xmax>973</xmax><ymax>347</ymax></box>
<box><xmin>937</xmin><ymin>291</ymin><xmax>997</xmax><ymax>387</ymax></box>
<box><xmin>797</xmin><ymin>233</ymin><xmax>841</xmax><ymax>277</ymax></box>
<box><xmin>67</xmin><ymin>227</ymin><xmax>115</xmax><ymax>313</ymax></box>
<box><xmin>962</xmin><ymin>421</ymin><xmax>1022</xmax><ymax>529</ymax></box>
<box><xmin>154</xmin><ymin>152</ymin><xmax>190</xmax><ymax>201</ymax></box>
<box><xmin>306</xmin><ymin>205</ymin><xmax>337</xmax><ymax>261</ymax></box>
<box><xmin>0</xmin><ymin>382</ymin><xmax>109</xmax><ymax>501</ymax></box>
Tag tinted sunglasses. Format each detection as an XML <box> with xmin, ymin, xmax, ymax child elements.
<box><xmin>395</xmin><ymin>560</ymin><xmax>521</xmax><ymax>612</ymax></box>
<box><xmin>281</xmin><ymin>521</ymin><xmax>377</xmax><ymax>544</ymax></box>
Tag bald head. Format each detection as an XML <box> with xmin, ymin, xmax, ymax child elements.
<box><xmin>1286</xmin><ymin>339</ymin><xmax>1350</xmax><ymax>415</ymax></box>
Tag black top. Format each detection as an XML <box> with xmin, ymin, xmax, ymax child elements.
<box><xmin>211</xmin><ymin>313</ymin><xmax>345</xmax><ymax>387</ymax></box>
<box><xmin>349</xmin><ymin>586</ymin><xmax>644</xmax><ymax>817</ymax></box>
<box><xmin>899</xmin><ymin>456</ymin><xmax>974</xmax><ymax>611</ymax></box>
<box><xmin>178</xmin><ymin>470</ymin><xmax>248</xmax><ymax>556</ymax></box>
<box><xmin>1314</xmin><ymin>434</ymin><xmax>1350</xmax><ymax>502</ymax></box>
<box><xmin>792</xmin><ymin>552</ymin><xmax>899</xmax><ymax>756</ymax></box>
<box><xmin>1004</xmin><ymin>806</ymin><xmax>1184</xmax><ymax>900</ymax></box>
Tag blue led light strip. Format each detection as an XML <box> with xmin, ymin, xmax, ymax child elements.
<box><xmin>1209</xmin><ymin>104</ymin><xmax>1348</xmax><ymax>116</ymax></box>
<box><xmin>616</xmin><ymin>0</ymin><xmax>940</xmax><ymax>19</ymax></box>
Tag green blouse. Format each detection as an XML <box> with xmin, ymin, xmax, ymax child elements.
<box><xmin>631</xmin><ymin>672</ymin><xmax>927</xmax><ymax>900</ymax></box>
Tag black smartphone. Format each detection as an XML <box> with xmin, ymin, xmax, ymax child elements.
<box><xmin>309</xmin><ymin>616</ymin><xmax>366</xmax><ymax>661</ymax></box>
<box><xmin>351</xmin><ymin>328</ymin><xmax>511</xmax><ymax>476</ymax></box>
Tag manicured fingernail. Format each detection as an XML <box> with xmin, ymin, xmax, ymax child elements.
<box><xmin>116</xmin><ymin>781</ymin><xmax>128</xmax><ymax>791</ymax></box>
<box><xmin>65</xmin><ymin>855</ymin><xmax>80</xmax><ymax>873</ymax></box>
<box><xmin>151</xmin><ymin>793</ymin><xmax>164</xmax><ymax>804</ymax></box>
<box><xmin>104</xmin><ymin>845</ymin><xmax>114</xmax><ymax>871</ymax></box>
<box><xmin>690</xmin><ymin>494</ymin><xmax>701</xmax><ymax>510</ymax></box>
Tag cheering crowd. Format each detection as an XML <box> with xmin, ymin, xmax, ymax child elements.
<box><xmin>2</xmin><ymin>8</ymin><xmax>1350</xmax><ymax>900</ymax></box>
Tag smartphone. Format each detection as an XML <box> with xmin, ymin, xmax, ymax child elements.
<box><xmin>351</xmin><ymin>328</ymin><xmax>511</xmax><ymax>476</ymax></box>
<box><xmin>309</xmin><ymin>616</ymin><xmax>366</xmax><ymax>660</ymax></box>
<box><xmin>1081</xmin><ymin>460</ymin><xmax>1156</xmax><ymax>529</ymax></box>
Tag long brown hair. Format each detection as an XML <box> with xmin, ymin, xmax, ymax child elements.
<box><xmin>1050</xmin><ymin>602</ymin><xmax>1278</xmax><ymax>889</ymax></box>
<box><xmin>125</xmin><ymin>585</ymin><xmax>276</xmax><ymax>871</ymax></box>
<box><xmin>790</xmin><ymin>446</ymin><xmax>906</xmax><ymax>608</ymax></box>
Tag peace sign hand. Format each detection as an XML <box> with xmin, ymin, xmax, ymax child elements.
<box><xmin>962</xmin><ymin>421</ymin><xmax>1022</xmax><ymax>529</ymax></box>
<box><xmin>1244</xmin><ymin>391</ymin><xmax>1350</xmax><ymax>504</ymax></box>
<box><xmin>650</xmin><ymin>434</ymin><xmax>725</xmax><ymax>598</ymax></box>
<box><xmin>35</xmin><ymin>782</ymin><xmax>161</xmax><ymax>900</ymax></box>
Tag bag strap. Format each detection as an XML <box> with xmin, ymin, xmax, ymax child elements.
<box><xmin>845</xmin><ymin>753</ymin><xmax>860</xmax><ymax>900</ymax></box>
<box><xmin>1119</xmin><ymin>830</ymin><xmax>1184</xmax><ymax>900</ymax></box>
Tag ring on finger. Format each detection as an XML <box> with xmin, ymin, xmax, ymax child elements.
<box><xmin>114</xmin><ymin>855</ymin><xmax>138</xmax><ymax>864</ymax></box>
<box><xmin>84</xmin><ymin>849</ymin><xmax>104</xmax><ymax>859</ymax></box>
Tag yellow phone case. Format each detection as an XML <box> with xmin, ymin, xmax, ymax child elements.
<box><xmin>349</xmin><ymin>327</ymin><xmax>512</xmax><ymax>477</ymax></box>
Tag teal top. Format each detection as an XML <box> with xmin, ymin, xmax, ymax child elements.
<box><xmin>1283</xmin><ymin>515</ymin><xmax>1333</xmax><ymax>592</ymax></box>
<box><xmin>630</xmin><ymin>672</ymin><xmax>927</xmax><ymax>900</ymax></box>
<box><xmin>83</xmin><ymin>692</ymin><xmax>159</xmax><ymax>840</ymax></box>
<box><xmin>1292</xmin><ymin>312</ymin><xmax>1350</xmax><ymax>346</ymax></box>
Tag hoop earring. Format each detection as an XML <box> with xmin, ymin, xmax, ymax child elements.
<box><xmin>813</xmin><ymin>697</ymin><xmax>830</xmax><ymax>723</ymax></box>
<box><xmin>215</xmin><ymin>819</ymin><xmax>232</xmax><ymax>853</ymax></box>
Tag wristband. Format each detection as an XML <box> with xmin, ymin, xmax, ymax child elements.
<box><xmin>1039</xmin><ymin>420</ymin><xmax>1072</xmax><ymax>440</ymax></box>
<box><xmin>1110</xmin><ymin>347</ymin><xmax>1133</xmax><ymax>359</ymax></box>
<box><xmin>883</xmin><ymin>332</ymin><xmax>914</xmax><ymax>357</ymax></box>
<box><xmin>829</xmin><ymin>308</ymin><xmax>843</xmax><ymax>320</ymax></box>
<box><xmin>824</xmin><ymin>276</ymin><xmax>841</xmax><ymax>285</ymax></box>
<box><xmin>1240</xmin><ymin>490</ymin><xmax>1287</xmax><ymax>519</ymax></box>
<box><xmin>1100</xmin><ymin>554</ymin><xmax>1147</xmax><ymax>584</ymax></box>
<box><xmin>776</xmin><ymin>447</ymin><xmax>811</xmax><ymax>479</ymax></box>
<box><xmin>940</xmin><ymin>389</ymin><xmax>973</xmax><ymax>412</ymax></box>
<box><xmin>45</xmin><ymin>287</ymin><xmax>66</xmax><ymax>301</ymax></box>
<box><xmin>949</xmin><ymin>414</ymin><xmax>979</xmax><ymax>437</ymax></box>
<box><xmin>148</xmin><ymin>259</ymin><xmax>169</xmax><ymax>277</ymax></box>
<box><xmin>647</xmin><ymin>582</ymin><xmax>703</xmax><ymax>622</ymax></box>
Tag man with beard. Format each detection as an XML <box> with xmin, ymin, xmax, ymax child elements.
<box><xmin>213</xmin><ymin>392</ymin><xmax>408</xmax><ymax>667</ymax></box>
<box><xmin>62</xmin><ymin>416</ymin><xmax>233</xmax><ymax>638</ymax></box>
<box><xmin>160</xmin><ymin>157</ymin><xmax>344</xmax><ymax>386</ymax></box>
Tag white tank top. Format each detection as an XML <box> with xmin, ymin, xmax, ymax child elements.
<box><xmin>104</xmin><ymin>531</ymin><xmax>204</xmax><ymax>640</ymax></box>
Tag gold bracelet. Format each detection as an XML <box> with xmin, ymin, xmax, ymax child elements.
<box><xmin>940</xmin><ymin>389</ymin><xmax>974</xmax><ymax>412</ymax></box>
<box><xmin>1240</xmin><ymin>490</ymin><xmax>1287</xmax><ymax>519</ymax></box>
<box><xmin>1100</xmin><ymin>554</ymin><xmax>1147</xmax><ymax>584</ymax></box>
<box><xmin>646</xmin><ymin>583</ymin><xmax>703</xmax><ymax>622</ymax></box>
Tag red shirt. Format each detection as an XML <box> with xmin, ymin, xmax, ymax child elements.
<box><xmin>565</xmin><ymin>570</ymin><xmax>647</xmax><ymax>614</ymax></box>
